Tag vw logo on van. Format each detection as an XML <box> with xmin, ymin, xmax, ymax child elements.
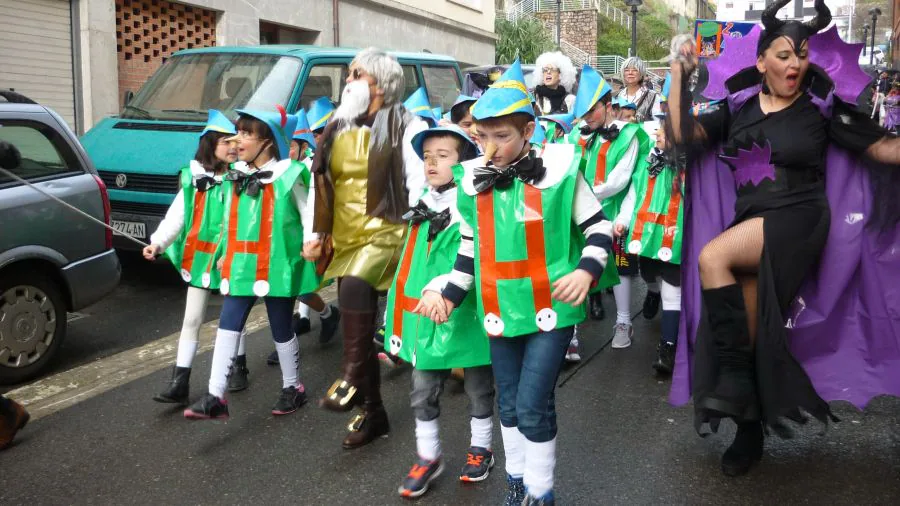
<box><xmin>115</xmin><ymin>174</ymin><xmax>127</xmax><ymax>188</ymax></box>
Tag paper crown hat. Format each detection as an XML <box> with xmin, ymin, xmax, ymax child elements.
<box><xmin>529</xmin><ymin>121</ymin><xmax>546</xmax><ymax>146</ymax></box>
<box><xmin>234</xmin><ymin>106</ymin><xmax>298</xmax><ymax>161</ymax></box>
<box><xmin>292</xmin><ymin>109</ymin><xmax>316</xmax><ymax>150</ymax></box>
<box><xmin>471</xmin><ymin>59</ymin><xmax>535</xmax><ymax>120</ymax></box>
<box><xmin>573</xmin><ymin>65</ymin><xmax>612</xmax><ymax>119</ymax></box>
<box><xmin>404</xmin><ymin>87</ymin><xmax>439</xmax><ymax>125</ymax></box>
<box><xmin>200</xmin><ymin>109</ymin><xmax>236</xmax><ymax>137</ymax></box>
<box><xmin>411</xmin><ymin>125</ymin><xmax>479</xmax><ymax>162</ymax></box>
<box><xmin>660</xmin><ymin>73</ymin><xmax>672</xmax><ymax>102</ymax></box>
<box><xmin>540</xmin><ymin>112</ymin><xmax>576</xmax><ymax>134</ymax></box>
<box><xmin>307</xmin><ymin>97</ymin><xmax>335</xmax><ymax>132</ymax></box>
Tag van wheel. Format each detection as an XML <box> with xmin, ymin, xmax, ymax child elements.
<box><xmin>0</xmin><ymin>271</ymin><xmax>67</xmax><ymax>385</ymax></box>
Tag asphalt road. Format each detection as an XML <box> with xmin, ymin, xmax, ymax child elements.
<box><xmin>2</xmin><ymin>277</ymin><xmax>898</xmax><ymax>505</ymax></box>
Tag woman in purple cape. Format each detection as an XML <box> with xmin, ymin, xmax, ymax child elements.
<box><xmin>666</xmin><ymin>0</ymin><xmax>900</xmax><ymax>478</ymax></box>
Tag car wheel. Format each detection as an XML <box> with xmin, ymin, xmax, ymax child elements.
<box><xmin>0</xmin><ymin>271</ymin><xmax>67</xmax><ymax>385</ymax></box>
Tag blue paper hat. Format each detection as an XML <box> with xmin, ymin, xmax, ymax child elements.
<box><xmin>471</xmin><ymin>59</ymin><xmax>534</xmax><ymax>120</ymax></box>
<box><xmin>431</xmin><ymin>107</ymin><xmax>443</xmax><ymax>120</ymax></box>
<box><xmin>200</xmin><ymin>109</ymin><xmax>236</xmax><ymax>137</ymax></box>
<box><xmin>235</xmin><ymin>107</ymin><xmax>298</xmax><ymax>161</ymax></box>
<box><xmin>404</xmin><ymin>87</ymin><xmax>439</xmax><ymax>125</ymax></box>
<box><xmin>411</xmin><ymin>125</ymin><xmax>479</xmax><ymax>162</ymax></box>
<box><xmin>573</xmin><ymin>65</ymin><xmax>612</xmax><ymax>119</ymax></box>
<box><xmin>529</xmin><ymin>121</ymin><xmax>546</xmax><ymax>146</ymax></box>
<box><xmin>451</xmin><ymin>94</ymin><xmax>478</xmax><ymax>108</ymax></box>
<box><xmin>660</xmin><ymin>73</ymin><xmax>672</xmax><ymax>102</ymax></box>
<box><xmin>292</xmin><ymin>109</ymin><xmax>316</xmax><ymax>150</ymax></box>
<box><xmin>620</xmin><ymin>99</ymin><xmax>637</xmax><ymax>110</ymax></box>
<box><xmin>540</xmin><ymin>112</ymin><xmax>576</xmax><ymax>134</ymax></box>
<box><xmin>611</xmin><ymin>97</ymin><xmax>622</xmax><ymax>108</ymax></box>
<box><xmin>307</xmin><ymin>97</ymin><xmax>335</xmax><ymax>133</ymax></box>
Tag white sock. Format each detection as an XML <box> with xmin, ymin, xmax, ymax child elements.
<box><xmin>208</xmin><ymin>329</ymin><xmax>240</xmax><ymax>398</ymax></box>
<box><xmin>500</xmin><ymin>425</ymin><xmax>526</xmax><ymax>478</ymax></box>
<box><xmin>275</xmin><ymin>337</ymin><xmax>301</xmax><ymax>389</ymax></box>
<box><xmin>613</xmin><ymin>276</ymin><xmax>632</xmax><ymax>324</ymax></box>
<box><xmin>237</xmin><ymin>330</ymin><xmax>247</xmax><ymax>357</ymax></box>
<box><xmin>319</xmin><ymin>304</ymin><xmax>332</xmax><ymax>319</ymax></box>
<box><xmin>661</xmin><ymin>280</ymin><xmax>682</xmax><ymax>311</ymax></box>
<box><xmin>646</xmin><ymin>280</ymin><xmax>660</xmax><ymax>294</ymax></box>
<box><xmin>295</xmin><ymin>300</ymin><xmax>311</xmax><ymax>318</ymax></box>
<box><xmin>176</xmin><ymin>286</ymin><xmax>209</xmax><ymax>368</ymax></box>
<box><xmin>523</xmin><ymin>438</ymin><xmax>557</xmax><ymax>499</ymax></box>
<box><xmin>470</xmin><ymin>416</ymin><xmax>493</xmax><ymax>449</ymax></box>
<box><xmin>415</xmin><ymin>418</ymin><xmax>441</xmax><ymax>461</ymax></box>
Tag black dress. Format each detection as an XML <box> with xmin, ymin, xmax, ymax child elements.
<box><xmin>692</xmin><ymin>93</ymin><xmax>884</xmax><ymax>435</ymax></box>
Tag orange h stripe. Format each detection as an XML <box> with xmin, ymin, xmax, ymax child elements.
<box><xmin>476</xmin><ymin>186</ymin><xmax>552</xmax><ymax>336</ymax></box>
<box><xmin>181</xmin><ymin>191</ymin><xmax>219</xmax><ymax>275</ymax></box>
<box><xmin>390</xmin><ymin>224</ymin><xmax>424</xmax><ymax>339</ymax></box>
<box><xmin>222</xmin><ymin>184</ymin><xmax>275</xmax><ymax>282</ymax></box>
<box><xmin>631</xmin><ymin>177</ymin><xmax>682</xmax><ymax>250</ymax></box>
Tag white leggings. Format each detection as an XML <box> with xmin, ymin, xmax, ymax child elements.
<box><xmin>176</xmin><ymin>286</ymin><xmax>245</xmax><ymax>368</ymax></box>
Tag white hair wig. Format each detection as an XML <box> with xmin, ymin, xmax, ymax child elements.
<box><xmin>620</xmin><ymin>57</ymin><xmax>647</xmax><ymax>81</ymax></box>
<box><xmin>532</xmin><ymin>51</ymin><xmax>577</xmax><ymax>92</ymax></box>
<box><xmin>351</xmin><ymin>47</ymin><xmax>405</xmax><ymax>106</ymax></box>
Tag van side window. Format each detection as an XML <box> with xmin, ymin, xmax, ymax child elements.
<box><xmin>300</xmin><ymin>64</ymin><xmax>348</xmax><ymax>110</ymax></box>
<box><xmin>422</xmin><ymin>66</ymin><xmax>461</xmax><ymax>113</ymax></box>
<box><xmin>0</xmin><ymin>122</ymin><xmax>77</xmax><ymax>185</ymax></box>
<box><xmin>402</xmin><ymin>65</ymin><xmax>421</xmax><ymax>102</ymax></box>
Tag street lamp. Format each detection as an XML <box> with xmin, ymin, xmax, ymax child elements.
<box><xmin>556</xmin><ymin>0</ymin><xmax>562</xmax><ymax>49</ymax></box>
<box><xmin>862</xmin><ymin>24</ymin><xmax>870</xmax><ymax>57</ymax></box>
<box><xmin>869</xmin><ymin>7</ymin><xmax>882</xmax><ymax>65</ymax></box>
<box><xmin>625</xmin><ymin>0</ymin><xmax>642</xmax><ymax>58</ymax></box>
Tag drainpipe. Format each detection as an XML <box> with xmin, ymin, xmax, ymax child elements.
<box><xmin>333</xmin><ymin>0</ymin><xmax>340</xmax><ymax>46</ymax></box>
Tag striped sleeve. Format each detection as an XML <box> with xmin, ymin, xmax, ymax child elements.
<box><xmin>573</xmin><ymin>176</ymin><xmax>613</xmax><ymax>280</ymax></box>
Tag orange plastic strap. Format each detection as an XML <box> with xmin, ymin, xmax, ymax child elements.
<box><xmin>222</xmin><ymin>184</ymin><xmax>275</xmax><ymax>282</ymax></box>
<box><xmin>593</xmin><ymin>142</ymin><xmax>612</xmax><ymax>186</ymax></box>
<box><xmin>181</xmin><ymin>191</ymin><xmax>218</xmax><ymax>274</ymax></box>
<box><xmin>390</xmin><ymin>224</ymin><xmax>423</xmax><ymax>339</ymax></box>
<box><xmin>631</xmin><ymin>177</ymin><xmax>682</xmax><ymax>250</ymax></box>
<box><xmin>476</xmin><ymin>186</ymin><xmax>552</xmax><ymax>336</ymax></box>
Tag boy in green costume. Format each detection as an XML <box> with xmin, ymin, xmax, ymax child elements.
<box><xmin>418</xmin><ymin>60</ymin><xmax>614</xmax><ymax>506</ymax></box>
<box><xmin>385</xmin><ymin>125</ymin><xmax>494</xmax><ymax>498</ymax></box>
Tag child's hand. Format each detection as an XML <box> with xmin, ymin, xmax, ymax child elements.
<box><xmin>302</xmin><ymin>239</ymin><xmax>322</xmax><ymax>261</ymax></box>
<box><xmin>142</xmin><ymin>244</ymin><xmax>160</xmax><ymax>260</ymax></box>
<box><xmin>551</xmin><ymin>269</ymin><xmax>594</xmax><ymax>306</ymax></box>
<box><xmin>414</xmin><ymin>290</ymin><xmax>456</xmax><ymax>324</ymax></box>
<box><xmin>613</xmin><ymin>223</ymin><xmax>627</xmax><ymax>237</ymax></box>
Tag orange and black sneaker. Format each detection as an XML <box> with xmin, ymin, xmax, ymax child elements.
<box><xmin>459</xmin><ymin>446</ymin><xmax>494</xmax><ymax>482</ymax></box>
<box><xmin>397</xmin><ymin>457</ymin><xmax>444</xmax><ymax>498</ymax></box>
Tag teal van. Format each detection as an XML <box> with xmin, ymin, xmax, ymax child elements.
<box><xmin>80</xmin><ymin>46</ymin><xmax>463</xmax><ymax>249</ymax></box>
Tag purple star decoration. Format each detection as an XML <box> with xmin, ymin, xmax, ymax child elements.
<box><xmin>701</xmin><ymin>25</ymin><xmax>871</xmax><ymax>107</ymax></box>
<box><xmin>719</xmin><ymin>141</ymin><xmax>776</xmax><ymax>188</ymax></box>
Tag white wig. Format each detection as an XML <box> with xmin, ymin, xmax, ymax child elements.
<box><xmin>532</xmin><ymin>51</ymin><xmax>577</xmax><ymax>92</ymax></box>
<box><xmin>351</xmin><ymin>47</ymin><xmax>405</xmax><ymax>106</ymax></box>
<box><xmin>620</xmin><ymin>57</ymin><xmax>647</xmax><ymax>81</ymax></box>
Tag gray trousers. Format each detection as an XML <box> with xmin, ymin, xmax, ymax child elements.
<box><xmin>410</xmin><ymin>365</ymin><xmax>494</xmax><ymax>422</ymax></box>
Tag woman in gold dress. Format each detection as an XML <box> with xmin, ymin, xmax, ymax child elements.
<box><xmin>305</xmin><ymin>48</ymin><xmax>427</xmax><ymax>449</ymax></box>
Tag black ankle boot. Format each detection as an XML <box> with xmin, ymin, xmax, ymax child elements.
<box><xmin>698</xmin><ymin>284</ymin><xmax>759</xmax><ymax>421</ymax></box>
<box><xmin>589</xmin><ymin>292</ymin><xmax>605</xmax><ymax>320</ymax></box>
<box><xmin>721</xmin><ymin>421</ymin><xmax>764</xmax><ymax>476</ymax></box>
<box><xmin>154</xmin><ymin>367</ymin><xmax>191</xmax><ymax>405</ymax></box>
<box><xmin>227</xmin><ymin>355</ymin><xmax>250</xmax><ymax>392</ymax></box>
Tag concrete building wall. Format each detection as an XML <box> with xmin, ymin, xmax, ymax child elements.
<box><xmin>390</xmin><ymin>0</ymin><xmax>495</xmax><ymax>33</ymax></box>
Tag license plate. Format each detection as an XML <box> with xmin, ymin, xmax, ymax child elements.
<box><xmin>111</xmin><ymin>220</ymin><xmax>146</xmax><ymax>238</ymax></box>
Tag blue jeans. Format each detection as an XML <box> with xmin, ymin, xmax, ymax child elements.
<box><xmin>490</xmin><ymin>326</ymin><xmax>573</xmax><ymax>443</ymax></box>
<box><xmin>219</xmin><ymin>296</ymin><xmax>294</xmax><ymax>343</ymax></box>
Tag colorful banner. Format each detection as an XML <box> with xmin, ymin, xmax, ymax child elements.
<box><xmin>694</xmin><ymin>19</ymin><xmax>757</xmax><ymax>59</ymax></box>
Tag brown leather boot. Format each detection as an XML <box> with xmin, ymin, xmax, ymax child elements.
<box><xmin>0</xmin><ymin>396</ymin><xmax>30</xmax><ymax>451</ymax></box>
<box><xmin>320</xmin><ymin>308</ymin><xmax>376</xmax><ymax>412</ymax></box>
<box><xmin>342</xmin><ymin>404</ymin><xmax>390</xmax><ymax>450</ymax></box>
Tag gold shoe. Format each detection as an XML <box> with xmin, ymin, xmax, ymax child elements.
<box><xmin>319</xmin><ymin>379</ymin><xmax>360</xmax><ymax>412</ymax></box>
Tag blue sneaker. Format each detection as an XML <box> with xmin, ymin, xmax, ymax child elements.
<box><xmin>504</xmin><ymin>475</ymin><xmax>525</xmax><ymax>506</ymax></box>
<box><xmin>522</xmin><ymin>491</ymin><xmax>555</xmax><ymax>505</ymax></box>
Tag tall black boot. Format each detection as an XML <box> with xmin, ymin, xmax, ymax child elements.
<box><xmin>153</xmin><ymin>367</ymin><xmax>191</xmax><ymax>405</ymax></box>
<box><xmin>697</xmin><ymin>284</ymin><xmax>759</xmax><ymax>421</ymax></box>
<box><xmin>721</xmin><ymin>421</ymin><xmax>764</xmax><ymax>477</ymax></box>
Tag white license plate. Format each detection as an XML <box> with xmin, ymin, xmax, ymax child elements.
<box><xmin>111</xmin><ymin>220</ymin><xmax>146</xmax><ymax>238</ymax></box>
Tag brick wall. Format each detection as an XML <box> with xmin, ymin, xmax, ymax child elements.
<box><xmin>115</xmin><ymin>0</ymin><xmax>217</xmax><ymax>108</ymax></box>
<box><xmin>536</xmin><ymin>9</ymin><xmax>598</xmax><ymax>57</ymax></box>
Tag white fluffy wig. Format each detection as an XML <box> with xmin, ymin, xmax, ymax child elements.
<box><xmin>532</xmin><ymin>51</ymin><xmax>577</xmax><ymax>92</ymax></box>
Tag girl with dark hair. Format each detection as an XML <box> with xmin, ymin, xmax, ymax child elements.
<box><xmin>184</xmin><ymin>108</ymin><xmax>321</xmax><ymax>420</ymax></box>
<box><xmin>667</xmin><ymin>0</ymin><xmax>900</xmax><ymax>477</ymax></box>
<box><xmin>144</xmin><ymin>110</ymin><xmax>247</xmax><ymax>406</ymax></box>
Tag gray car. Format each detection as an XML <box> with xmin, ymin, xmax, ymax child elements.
<box><xmin>0</xmin><ymin>99</ymin><xmax>121</xmax><ymax>384</ymax></box>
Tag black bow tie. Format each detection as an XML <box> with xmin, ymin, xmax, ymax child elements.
<box><xmin>472</xmin><ymin>153</ymin><xmax>546</xmax><ymax>194</ymax></box>
<box><xmin>580</xmin><ymin>124</ymin><xmax>620</xmax><ymax>148</ymax></box>
<box><xmin>226</xmin><ymin>170</ymin><xmax>273</xmax><ymax>197</ymax></box>
<box><xmin>402</xmin><ymin>201</ymin><xmax>452</xmax><ymax>242</ymax></box>
<box><xmin>647</xmin><ymin>150</ymin><xmax>669</xmax><ymax>178</ymax></box>
<box><xmin>194</xmin><ymin>175</ymin><xmax>221</xmax><ymax>193</ymax></box>
<box><xmin>434</xmin><ymin>180</ymin><xmax>456</xmax><ymax>194</ymax></box>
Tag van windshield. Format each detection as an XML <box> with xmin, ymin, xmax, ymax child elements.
<box><xmin>123</xmin><ymin>53</ymin><xmax>302</xmax><ymax>122</ymax></box>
